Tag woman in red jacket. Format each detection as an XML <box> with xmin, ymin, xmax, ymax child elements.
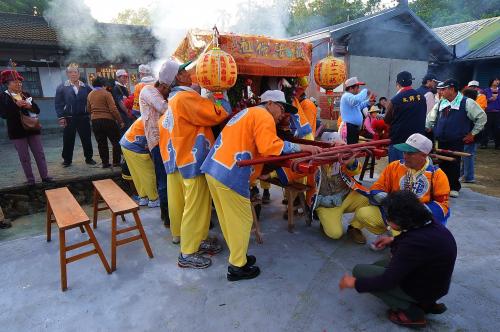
<box><xmin>0</xmin><ymin>70</ymin><xmax>52</xmax><ymax>185</ymax></box>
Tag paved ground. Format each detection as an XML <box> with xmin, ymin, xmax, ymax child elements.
<box><xmin>0</xmin><ymin>131</ymin><xmax>119</xmax><ymax>189</ymax></box>
<box><xmin>0</xmin><ymin>183</ymin><xmax>499</xmax><ymax>332</ymax></box>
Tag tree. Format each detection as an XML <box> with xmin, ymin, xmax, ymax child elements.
<box><xmin>111</xmin><ymin>8</ymin><xmax>151</xmax><ymax>26</ymax></box>
<box><xmin>287</xmin><ymin>0</ymin><xmax>385</xmax><ymax>36</ymax></box>
<box><xmin>410</xmin><ymin>0</ymin><xmax>500</xmax><ymax>28</ymax></box>
<box><xmin>0</xmin><ymin>0</ymin><xmax>50</xmax><ymax>15</ymax></box>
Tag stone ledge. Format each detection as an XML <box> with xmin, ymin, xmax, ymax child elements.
<box><xmin>0</xmin><ymin>171</ymin><xmax>131</xmax><ymax>220</ymax></box>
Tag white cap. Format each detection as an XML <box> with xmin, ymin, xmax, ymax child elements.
<box><xmin>468</xmin><ymin>80</ymin><xmax>479</xmax><ymax>87</ymax></box>
<box><xmin>158</xmin><ymin>59</ymin><xmax>180</xmax><ymax>86</ymax></box>
<box><xmin>320</xmin><ymin>131</ymin><xmax>341</xmax><ymax>143</ymax></box>
<box><xmin>138</xmin><ymin>64</ymin><xmax>152</xmax><ymax>74</ymax></box>
<box><xmin>260</xmin><ymin>90</ymin><xmax>287</xmax><ymax>104</ymax></box>
<box><xmin>344</xmin><ymin>77</ymin><xmax>366</xmax><ymax>88</ymax></box>
<box><xmin>116</xmin><ymin>69</ymin><xmax>128</xmax><ymax>77</ymax></box>
<box><xmin>395</xmin><ymin>133</ymin><xmax>433</xmax><ymax>154</ymax></box>
<box><xmin>260</xmin><ymin>90</ymin><xmax>298</xmax><ymax>113</ymax></box>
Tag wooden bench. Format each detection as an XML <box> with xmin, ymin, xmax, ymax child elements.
<box><xmin>267</xmin><ymin>178</ymin><xmax>312</xmax><ymax>232</ymax></box>
<box><xmin>92</xmin><ymin>179</ymin><xmax>153</xmax><ymax>271</ymax></box>
<box><xmin>46</xmin><ymin>187</ymin><xmax>111</xmax><ymax>291</ymax></box>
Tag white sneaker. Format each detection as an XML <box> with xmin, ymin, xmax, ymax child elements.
<box><xmin>450</xmin><ymin>190</ymin><xmax>459</xmax><ymax>198</ymax></box>
<box><xmin>138</xmin><ymin>197</ymin><xmax>149</xmax><ymax>206</ymax></box>
<box><xmin>172</xmin><ymin>236</ymin><xmax>180</xmax><ymax>244</ymax></box>
<box><xmin>147</xmin><ymin>199</ymin><xmax>160</xmax><ymax>208</ymax></box>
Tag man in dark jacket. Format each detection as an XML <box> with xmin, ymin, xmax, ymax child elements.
<box><xmin>426</xmin><ymin>79</ymin><xmax>486</xmax><ymax>198</ymax></box>
<box><xmin>339</xmin><ymin>191</ymin><xmax>457</xmax><ymax>328</ymax></box>
<box><xmin>384</xmin><ymin>71</ymin><xmax>427</xmax><ymax>162</ymax></box>
<box><xmin>54</xmin><ymin>63</ymin><xmax>95</xmax><ymax>167</ymax></box>
<box><xmin>112</xmin><ymin>69</ymin><xmax>132</xmax><ymax>131</ymax></box>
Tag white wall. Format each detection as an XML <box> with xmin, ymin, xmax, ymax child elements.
<box><xmin>349</xmin><ymin>56</ymin><xmax>429</xmax><ymax>99</ymax></box>
<box><xmin>38</xmin><ymin>67</ymin><xmax>66</xmax><ymax>98</ymax></box>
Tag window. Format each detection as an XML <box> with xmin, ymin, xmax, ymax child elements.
<box><xmin>20</xmin><ymin>68</ymin><xmax>43</xmax><ymax>97</ymax></box>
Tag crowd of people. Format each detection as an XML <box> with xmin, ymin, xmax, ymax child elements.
<box><xmin>1</xmin><ymin>59</ymin><xmax>499</xmax><ymax>327</ymax></box>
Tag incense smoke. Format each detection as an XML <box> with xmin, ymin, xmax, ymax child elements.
<box><xmin>44</xmin><ymin>0</ymin><xmax>152</xmax><ymax>64</ymax></box>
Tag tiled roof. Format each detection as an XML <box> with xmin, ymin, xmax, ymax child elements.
<box><xmin>0</xmin><ymin>11</ymin><xmax>58</xmax><ymax>46</ymax></box>
<box><xmin>433</xmin><ymin>17</ymin><xmax>499</xmax><ymax>46</ymax></box>
<box><xmin>0</xmin><ymin>11</ymin><xmax>156</xmax><ymax>48</ymax></box>
<box><xmin>460</xmin><ymin>37</ymin><xmax>500</xmax><ymax>60</ymax></box>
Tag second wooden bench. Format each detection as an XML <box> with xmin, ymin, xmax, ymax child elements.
<box><xmin>92</xmin><ymin>179</ymin><xmax>153</xmax><ymax>271</ymax></box>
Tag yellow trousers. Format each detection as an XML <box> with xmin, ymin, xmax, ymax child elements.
<box><xmin>206</xmin><ymin>175</ymin><xmax>252</xmax><ymax>267</ymax></box>
<box><xmin>167</xmin><ymin>171</ymin><xmax>211</xmax><ymax>254</ymax></box>
<box><xmin>316</xmin><ymin>191</ymin><xmax>370</xmax><ymax>239</ymax></box>
<box><xmin>122</xmin><ymin>148</ymin><xmax>158</xmax><ymax>200</ymax></box>
<box><xmin>352</xmin><ymin>205</ymin><xmax>399</xmax><ymax>236</ymax></box>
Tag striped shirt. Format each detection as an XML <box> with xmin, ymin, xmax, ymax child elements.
<box><xmin>139</xmin><ymin>85</ymin><xmax>167</xmax><ymax>149</ymax></box>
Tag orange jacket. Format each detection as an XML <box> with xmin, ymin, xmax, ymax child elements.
<box><xmin>300</xmin><ymin>98</ymin><xmax>318</xmax><ymax>134</ymax></box>
<box><xmin>371</xmin><ymin>160</ymin><xmax>450</xmax><ymax>224</ymax></box>
<box><xmin>476</xmin><ymin>94</ymin><xmax>487</xmax><ymax>110</ymax></box>
<box><xmin>158</xmin><ymin>87</ymin><xmax>231</xmax><ymax>178</ymax></box>
<box><xmin>291</xmin><ymin>97</ymin><xmax>313</xmax><ymax>139</ymax></box>
<box><xmin>119</xmin><ymin>117</ymin><xmax>148</xmax><ymax>153</ymax></box>
<box><xmin>201</xmin><ymin>106</ymin><xmax>299</xmax><ymax>197</ymax></box>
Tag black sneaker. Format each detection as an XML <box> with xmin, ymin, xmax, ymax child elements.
<box><xmin>102</xmin><ymin>163</ymin><xmax>111</xmax><ymax>168</ymax></box>
<box><xmin>245</xmin><ymin>255</ymin><xmax>256</xmax><ymax>267</ymax></box>
<box><xmin>262</xmin><ymin>189</ymin><xmax>271</xmax><ymax>204</ymax></box>
<box><xmin>227</xmin><ymin>264</ymin><xmax>260</xmax><ymax>281</ymax></box>
<box><xmin>42</xmin><ymin>177</ymin><xmax>54</xmax><ymax>183</ymax></box>
<box><xmin>178</xmin><ymin>253</ymin><xmax>212</xmax><ymax>269</ymax></box>
<box><xmin>86</xmin><ymin>158</ymin><xmax>97</xmax><ymax>165</ymax></box>
<box><xmin>62</xmin><ymin>161</ymin><xmax>71</xmax><ymax>167</ymax></box>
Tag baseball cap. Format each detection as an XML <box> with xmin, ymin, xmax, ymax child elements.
<box><xmin>344</xmin><ymin>77</ymin><xmax>366</xmax><ymax>88</ymax></box>
<box><xmin>396</xmin><ymin>71</ymin><xmax>413</xmax><ymax>87</ymax></box>
<box><xmin>422</xmin><ymin>73</ymin><xmax>439</xmax><ymax>84</ymax></box>
<box><xmin>116</xmin><ymin>69</ymin><xmax>128</xmax><ymax>77</ymax></box>
<box><xmin>394</xmin><ymin>133</ymin><xmax>433</xmax><ymax>154</ymax></box>
<box><xmin>260</xmin><ymin>90</ymin><xmax>298</xmax><ymax>114</ymax></box>
<box><xmin>436</xmin><ymin>79</ymin><xmax>459</xmax><ymax>89</ymax></box>
<box><xmin>158</xmin><ymin>59</ymin><xmax>180</xmax><ymax>85</ymax></box>
<box><xmin>467</xmin><ymin>80</ymin><xmax>479</xmax><ymax>87</ymax></box>
<box><xmin>138</xmin><ymin>64</ymin><xmax>152</xmax><ymax>75</ymax></box>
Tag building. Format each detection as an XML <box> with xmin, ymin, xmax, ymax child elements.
<box><xmin>433</xmin><ymin>17</ymin><xmax>500</xmax><ymax>88</ymax></box>
<box><xmin>0</xmin><ymin>11</ymin><xmax>157</xmax><ymax>128</ymax></box>
<box><xmin>290</xmin><ymin>2</ymin><xmax>453</xmax><ymax>122</ymax></box>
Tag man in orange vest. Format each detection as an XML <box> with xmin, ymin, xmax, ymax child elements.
<box><xmin>201</xmin><ymin>90</ymin><xmax>321</xmax><ymax>281</ymax></box>
<box><xmin>158</xmin><ymin>60</ymin><xmax>231</xmax><ymax>269</ymax></box>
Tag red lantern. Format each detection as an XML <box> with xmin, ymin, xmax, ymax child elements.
<box><xmin>196</xmin><ymin>47</ymin><xmax>238</xmax><ymax>100</ymax></box>
<box><xmin>314</xmin><ymin>56</ymin><xmax>346</xmax><ymax>95</ymax></box>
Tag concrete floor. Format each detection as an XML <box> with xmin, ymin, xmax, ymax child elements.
<box><xmin>1</xmin><ymin>185</ymin><xmax>499</xmax><ymax>332</ymax></box>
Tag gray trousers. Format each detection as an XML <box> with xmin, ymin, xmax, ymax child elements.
<box><xmin>353</xmin><ymin>259</ymin><xmax>424</xmax><ymax>319</ymax></box>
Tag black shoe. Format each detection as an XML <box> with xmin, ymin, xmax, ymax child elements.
<box><xmin>42</xmin><ymin>177</ymin><xmax>54</xmax><ymax>183</ymax></box>
<box><xmin>0</xmin><ymin>220</ymin><xmax>12</xmax><ymax>229</ymax></box>
<box><xmin>245</xmin><ymin>255</ymin><xmax>256</xmax><ymax>267</ymax></box>
<box><xmin>227</xmin><ymin>264</ymin><xmax>260</xmax><ymax>281</ymax></box>
<box><xmin>262</xmin><ymin>189</ymin><xmax>270</xmax><ymax>204</ymax></box>
<box><xmin>419</xmin><ymin>302</ymin><xmax>447</xmax><ymax>315</ymax></box>
<box><xmin>62</xmin><ymin>161</ymin><xmax>71</xmax><ymax>167</ymax></box>
<box><xmin>102</xmin><ymin>163</ymin><xmax>111</xmax><ymax>168</ymax></box>
<box><xmin>86</xmin><ymin>159</ymin><xmax>97</xmax><ymax>165</ymax></box>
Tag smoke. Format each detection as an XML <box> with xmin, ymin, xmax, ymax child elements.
<box><xmin>44</xmin><ymin>0</ymin><xmax>152</xmax><ymax>64</ymax></box>
<box><xmin>149</xmin><ymin>0</ymin><xmax>293</xmax><ymax>59</ymax></box>
<box><xmin>44</xmin><ymin>0</ymin><xmax>294</xmax><ymax>72</ymax></box>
